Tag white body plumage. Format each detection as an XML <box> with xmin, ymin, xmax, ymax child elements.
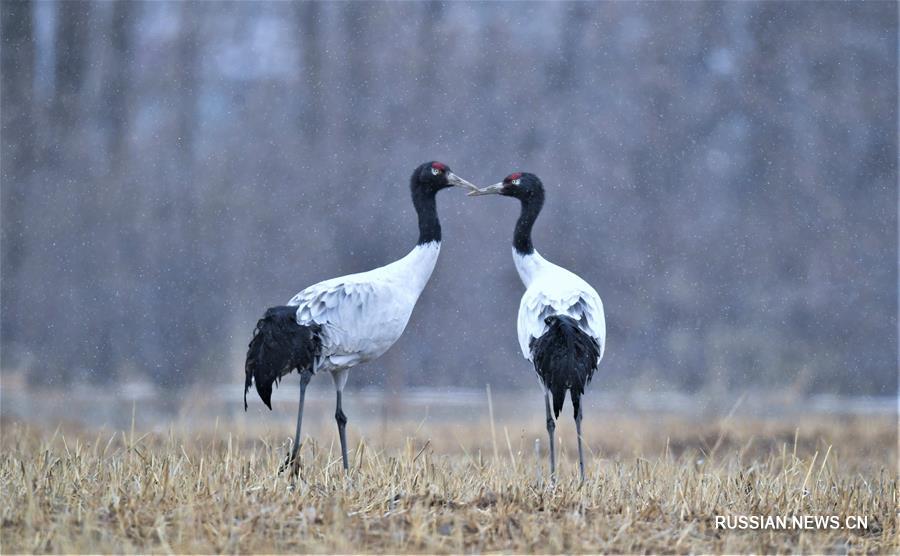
<box><xmin>513</xmin><ymin>248</ymin><xmax>606</xmax><ymax>363</ymax></box>
<box><xmin>287</xmin><ymin>241</ymin><xmax>441</xmax><ymax>384</ymax></box>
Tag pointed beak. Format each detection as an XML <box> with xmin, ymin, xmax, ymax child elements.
<box><xmin>466</xmin><ymin>182</ymin><xmax>504</xmax><ymax>196</ymax></box>
<box><xmin>446</xmin><ymin>172</ymin><xmax>480</xmax><ymax>192</ymax></box>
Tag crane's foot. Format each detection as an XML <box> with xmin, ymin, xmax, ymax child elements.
<box><xmin>278</xmin><ymin>451</ymin><xmax>301</xmax><ymax>476</ymax></box>
<box><xmin>277</xmin><ymin>454</ymin><xmax>292</xmax><ymax>475</ymax></box>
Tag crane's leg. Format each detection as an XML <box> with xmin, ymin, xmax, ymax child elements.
<box><xmin>574</xmin><ymin>397</ymin><xmax>586</xmax><ymax>482</ymax></box>
<box><xmin>280</xmin><ymin>369</ymin><xmax>312</xmax><ymax>476</ymax></box>
<box><xmin>335</xmin><ymin>391</ymin><xmax>349</xmax><ymax>470</ymax></box>
<box><xmin>544</xmin><ymin>389</ymin><xmax>556</xmax><ymax>482</ymax></box>
<box><xmin>332</xmin><ymin>368</ymin><xmax>350</xmax><ymax>471</ymax></box>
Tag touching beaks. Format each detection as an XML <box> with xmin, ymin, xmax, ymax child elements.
<box><xmin>446</xmin><ymin>172</ymin><xmax>480</xmax><ymax>192</ymax></box>
<box><xmin>466</xmin><ymin>182</ymin><xmax>504</xmax><ymax>196</ymax></box>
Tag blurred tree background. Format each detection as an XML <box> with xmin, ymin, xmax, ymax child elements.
<box><xmin>1</xmin><ymin>1</ymin><xmax>896</xmax><ymax>396</ymax></box>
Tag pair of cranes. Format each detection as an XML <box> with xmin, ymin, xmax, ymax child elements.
<box><xmin>244</xmin><ymin>162</ymin><xmax>606</xmax><ymax>481</ymax></box>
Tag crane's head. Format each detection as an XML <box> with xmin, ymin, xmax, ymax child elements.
<box><xmin>411</xmin><ymin>161</ymin><xmax>479</xmax><ymax>195</ymax></box>
<box><xmin>467</xmin><ymin>172</ymin><xmax>545</xmax><ymax>203</ymax></box>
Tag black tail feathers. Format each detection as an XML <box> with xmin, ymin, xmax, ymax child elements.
<box><xmin>244</xmin><ymin>306</ymin><xmax>321</xmax><ymax>411</ymax></box>
<box><xmin>530</xmin><ymin>314</ymin><xmax>600</xmax><ymax>418</ymax></box>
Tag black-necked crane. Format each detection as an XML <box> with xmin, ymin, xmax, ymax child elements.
<box><xmin>245</xmin><ymin>161</ymin><xmax>477</xmax><ymax>474</ymax></box>
<box><xmin>469</xmin><ymin>173</ymin><xmax>606</xmax><ymax>481</ymax></box>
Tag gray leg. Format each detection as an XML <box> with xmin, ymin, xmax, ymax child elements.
<box><xmin>335</xmin><ymin>390</ymin><xmax>349</xmax><ymax>470</ymax></box>
<box><xmin>575</xmin><ymin>402</ymin><xmax>586</xmax><ymax>482</ymax></box>
<box><xmin>280</xmin><ymin>370</ymin><xmax>312</xmax><ymax>475</ymax></box>
<box><xmin>544</xmin><ymin>390</ymin><xmax>556</xmax><ymax>481</ymax></box>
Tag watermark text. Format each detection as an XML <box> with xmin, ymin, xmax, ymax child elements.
<box><xmin>715</xmin><ymin>515</ymin><xmax>868</xmax><ymax>530</ymax></box>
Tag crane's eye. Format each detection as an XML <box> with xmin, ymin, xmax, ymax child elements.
<box><xmin>431</xmin><ymin>167</ymin><xmax>442</xmax><ymax>176</ymax></box>
<box><xmin>511</xmin><ymin>178</ymin><xmax>521</xmax><ymax>185</ymax></box>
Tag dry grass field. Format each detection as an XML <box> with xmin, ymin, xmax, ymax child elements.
<box><xmin>1</xmin><ymin>408</ymin><xmax>896</xmax><ymax>554</ymax></box>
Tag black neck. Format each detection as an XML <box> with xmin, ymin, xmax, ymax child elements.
<box><xmin>514</xmin><ymin>195</ymin><xmax>542</xmax><ymax>255</ymax></box>
<box><xmin>412</xmin><ymin>187</ymin><xmax>441</xmax><ymax>245</ymax></box>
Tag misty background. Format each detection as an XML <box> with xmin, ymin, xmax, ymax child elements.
<box><xmin>1</xmin><ymin>1</ymin><xmax>897</xmax><ymax>406</ymax></box>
